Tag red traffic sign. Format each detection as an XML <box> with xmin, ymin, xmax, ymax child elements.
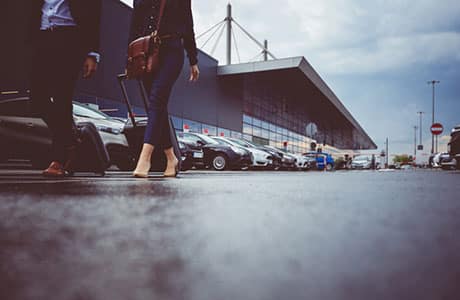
<box><xmin>430</xmin><ymin>123</ymin><xmax>443</xmax><ymax>135</ymax></box>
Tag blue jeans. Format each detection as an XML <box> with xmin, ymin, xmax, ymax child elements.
<box><xmin>143</xmin><ymin>38</ymin><xmax>184</xmax><ymax>149</ymax></box>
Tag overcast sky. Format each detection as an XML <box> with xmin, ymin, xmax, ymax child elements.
<box><xmin>121</xmin><ymin>0</ymin><xmax>460</xmax><ymax>156</ymax></box>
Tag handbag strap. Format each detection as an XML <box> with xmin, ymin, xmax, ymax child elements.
<box><xmin>155</xmin><ymin>0</ymin><xmax>167</xmax><ymax>35</ymax></box>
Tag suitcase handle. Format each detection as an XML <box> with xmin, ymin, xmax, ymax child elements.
<box><xmin>117</xmin><ymin>73</ymin><xmax>150</xmax><ymax>129</ymax></box>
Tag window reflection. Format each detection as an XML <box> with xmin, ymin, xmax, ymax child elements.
<box><xmin>172</xmin><ymin>113</ymin><xmax>313</xmax><ymax>154</ymax></box>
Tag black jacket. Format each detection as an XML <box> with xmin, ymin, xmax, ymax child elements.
<box><xmin>129</xmin><ymin>0</ymin><xmax>198</xmax><ymax>66</ymax></box>
<box><xmin>29</xmin><ymin>0</ymin><xmax>102</xmax><ymax>53</ymax></box>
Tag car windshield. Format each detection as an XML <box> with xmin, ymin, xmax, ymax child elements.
<box><xmin>354</xmin><ymin>155</ymin><xmax>369</xmax><ymax>161</ymax></box>
<box><xmin>213</xmin><ymin>137</ymin><xmax>235</xmax><ymax>146</ymax></box>
<box><xmin>196</xmin><ymin>134</ymin><xmax>219</xmax><ymax>145</ymax></box>
<box><xmin>181</xmin><ymin>137</ymin><xmax>197</xmax><ymax>144</ymax></box>
<box><xmin>242</xmin><ymin>139</ymin><xmax>259</xmax><ymax>148</ymax></box>
<box><xmin>229</xmin><ymin>138</ymin><xmax>250</xmax><ymax>147</ymax></box>
<box><xmin>73</xmin><ymin>103</ymin><xmax>110</xmax><ymax>120</ymax></box>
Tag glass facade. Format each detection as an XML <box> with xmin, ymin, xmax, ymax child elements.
<box><xmin>242</xmin><ymin>114</ymin><xmax>312</xmax><ymax>154</ymax></box>
<box><xmin>201</xmin><ymin>124</ymin><xmax>217</xmax><ymax>136</ymax></box>
<box><xmin>240</xmin><ymin>74</ymin><xmax>328</xmax><ymax>152</ymax></box>
<box><xmin>172</xmin><ymin>115</ymin><xmax>234</xmax><ymax>137</ymax></box>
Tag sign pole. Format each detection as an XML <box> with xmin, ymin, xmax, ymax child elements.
<box><xmin>427</xmin><ymin>80</ymin><xmax>440</xmax><ymax>154</ymax></box>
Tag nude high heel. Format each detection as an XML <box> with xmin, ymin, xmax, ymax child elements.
<box><xmin>164</xmin><ymin>158</ymin><xmax>179</xmax><ymax>177</ymax></box>
<box><xmin>133</xmin><ymin>162</ymin><xmax>151</xmax><ymax>178</ymax></box>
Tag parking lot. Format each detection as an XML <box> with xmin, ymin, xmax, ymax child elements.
<box><xmin>1</xmin><ymin>168</ymin><xmax>459</xmax><ymax>300</ymax></box>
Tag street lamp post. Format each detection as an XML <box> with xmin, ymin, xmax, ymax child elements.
<box><xmin>427</xmin><ymin>80</ymin><xmax>440</xmax><ymax>154</ymax></box>
<box><xmin>413</xmin><ymin>126</ymin><xmax>418</xmax><ymax>158</ymax></box>
<box><xmin>417</xmin><ymin>111</ymin><xmax>424</xmax><ymax>150</ymax></box>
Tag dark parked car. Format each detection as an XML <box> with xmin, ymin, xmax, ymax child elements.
<box><xmin>177</xmin><ymin>137</ymin><xmax>204</xmax><ymax>171</ymax></box>
<box><xmin>179</xmin><ymin>132</ymin><xmax>251</xmax><ymax>171</ymax></box>
<box><xmin>446</xmin><ymin>125</ymin><xmax>460</xmax><ymax>170</ymax></box>
<box><xmin>263</xmin><ymin>145</ymin><xmax>297</xmax><ymax>170</ymax></box>
<box><xmin>0</xmin><ymin>97</ymin><xmax>131</xmax><ymax>169</ymax></box>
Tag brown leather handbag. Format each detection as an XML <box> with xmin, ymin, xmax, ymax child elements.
<box><xmin>126</xmin><ymin>0</ymin><xmax>166</xmax><ymax>79</ymax></box>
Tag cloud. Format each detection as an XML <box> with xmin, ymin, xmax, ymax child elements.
<box><xmin>282</xmin><ymin>0</ymin><xmax>460</xmax><ymax>74</ymax></box>
<box><xmin>313</xmin><ymin>32</ymin><xmax>460</xmax><ymax>74</ymax></box>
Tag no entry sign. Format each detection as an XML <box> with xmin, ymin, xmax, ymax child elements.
<box><xmin>430</xmin><ymin>123</ymin><xmax>443</xmax><ymax>135</ymax></box>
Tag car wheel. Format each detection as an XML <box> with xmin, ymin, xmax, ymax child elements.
<box><xmin>212</xmin><ymin>154</ymin><xmax>227</xmax><ymax>171</ymax></box>
<box><xmin>326</xmin><ymin>163</ymin><xmax>333</xmax><ymax>171</ymax></box>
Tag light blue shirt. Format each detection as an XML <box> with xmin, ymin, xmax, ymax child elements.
<box><xmin>41</xmin><ymin>0</ymin><xmax>77</xmax><ymax>30</ymax></box>
<box><xmin>40</xmin><ymin>0</ymin><xmax>101</xmax><ymax>63</ymax></box>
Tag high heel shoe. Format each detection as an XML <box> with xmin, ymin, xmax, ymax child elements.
<box><xmin>164</xmin><ymin>159</ymin><xmax>179</xmax><ymax>178</ymax></box>
<box><xmin>133</xmin><ymin>162</ymin><xmax>151</xmax><ymax>178</ymax></box>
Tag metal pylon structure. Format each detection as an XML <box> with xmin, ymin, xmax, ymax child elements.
<box><xmin>196</xmin><ymin>3</ymin><xmax>277</xmax><ymax>65</ymax></box>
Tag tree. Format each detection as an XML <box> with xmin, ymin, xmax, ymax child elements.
<box><xmin>393</xmin><ymin>154</ymin><xmax>414</xmax><ymax>165</ymax></box>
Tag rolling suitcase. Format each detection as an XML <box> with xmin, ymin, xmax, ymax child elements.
<box><xmin>66</xmin><ymin>122</ymin><xmax>111</xmax><ymax>176</ymax></box>
<box><xmin>117</xmin><ymin>74</ymin><xmax>182</xmax><ymax>173</ymax></box>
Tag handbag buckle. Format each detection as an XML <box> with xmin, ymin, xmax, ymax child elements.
<box><xmin>151</xmin><ymin>30</ymin><xmax>162</xmax><ymax>45</ymax></box>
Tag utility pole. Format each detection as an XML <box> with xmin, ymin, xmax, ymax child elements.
<box><xmin>427</xmin><ymin>80</ymin><xmax>440</xmax><ymax>154</ymax></box>
<box><xmin>413</xmin><ymin>126</ymin><xmax>418</xmax><ymax>158</ymax></box>
<box><xmin>226</xmin><ymin>3</ymin><xmax>232</xmax><ymax>65</ymax></box>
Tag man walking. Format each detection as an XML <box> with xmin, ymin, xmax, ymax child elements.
<box><xmin>29</xmin><ymin>0</ymin><xmax>102</xmax><ymax>177</ymax></box>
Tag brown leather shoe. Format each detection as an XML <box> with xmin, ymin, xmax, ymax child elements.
<box><xmin>42</xmin><ymin>161</ymin><xmax>66</xmax><ymax>177</ymax></box>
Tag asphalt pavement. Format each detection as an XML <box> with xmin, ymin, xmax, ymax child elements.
<box><xmin>0</xmin><ymin>169</ymin><xmax>459</xmax><ymax>300</ymax></box>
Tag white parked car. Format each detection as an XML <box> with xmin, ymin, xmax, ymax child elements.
<box><xmin>212</xmin><ymin>136</ymin><xmax>273</xmax><ymax>168</ymax></box>
<box><xmin>290</xmin><ymin>153</ymin><xmax>310</xmax><ymax>170</ymax></box>
<box><xmin>431</xmin><ymin>152</ymin><xmax>451</xmax><ymax>168</ymax></box>
<box><xmin>351</xmin><ymin>155</ymin><xmax>372</xmax><ymax>169</ymax></box>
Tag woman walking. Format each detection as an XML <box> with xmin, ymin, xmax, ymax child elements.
<box><xmin>128</xmin><ymin>0</ymin><xmax>199</xmax><ymax>178</ymax></box>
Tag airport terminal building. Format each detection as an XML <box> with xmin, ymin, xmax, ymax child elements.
<box><xmin>1</xmin><ymin>0</ymin><xmax>376</xmax><ymax>153</ymax></box>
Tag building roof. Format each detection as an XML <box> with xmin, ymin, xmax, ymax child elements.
<box><xmin>217</xmin><ymin>56</ymin><xmax>377</xmax><ymax>149</ymax></box>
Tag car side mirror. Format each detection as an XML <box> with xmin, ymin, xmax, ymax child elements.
<box><xmin>196</xmin><ymin>140</ymin><xmax>205</xmax><ymax>146</ymax></box>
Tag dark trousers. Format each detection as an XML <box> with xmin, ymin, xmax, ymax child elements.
<box><xmin>30</xmin><ymin>28</ymin><xmax>86</xmax><ymax>164</ymax></box>
<box><xmin>142</xmin><ymin>38</ymin><xmax>184</xmax><ymax>149</ymax></box>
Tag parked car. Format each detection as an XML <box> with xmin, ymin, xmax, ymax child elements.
<box><xmin>303</xmin><ymin>152</ymin><xmax>335</xmax><ymax>171</ymax></box>
<box><xmin>350</xmin><ymin>155</ymin><xmax>372</xmax><ymax>170</ymax></box>
<box><xmin>228</xmin><ymin>138</ymin><xmax>283</xmax><ymax>170</ymax></box>
<box><xmin>263</xmin><ymin>145</ymin><xmax>297</xmax><ymax>170</ymax></box>
<box><xmin>179</xmin><ymin>132</ymin><xmax>251</xmax><ymax>171</ymax></box>
<box><xmin>177</xmin><ymin>137</ymin><xmax>204</xmax><ymax>171</ymax></box>
<box><xmin>274</xmin><ymin>148</ymin><xmax>310</xmax><ymax>170</ymax></box>
<box><xmin>0</xmin><ymin>97</ymin><xmax>131</xmax><ymax>169</ymax></box>
<box><xmin>430</xmin><ymin>152</ymin><xmax>450</xmax><ymax>168</ymax></box>
<box><xmin>214</xmin><ymin>137</ymin><xmax>273</xmax><ymax>169</ymax></box>
<box><xmin>291</xmin><ymin>153</ymin><xmax>310</xmax><ymax>170</ymax></box>
<box><xmin>400</xmin><ymin>164</ymin><xmax>414</xmax><ymax>171</ymax></box>
<box><xmin>447</xmin><ymin>125</ymin><xmax>460</xmax><ymax>170</ymax></box>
